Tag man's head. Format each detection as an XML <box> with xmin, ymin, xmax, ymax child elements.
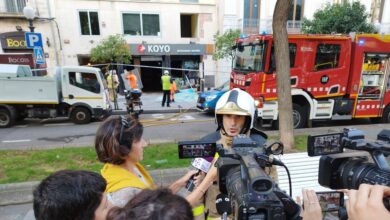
<box><xmin>163</xmin><ymin>70</ymin><xmax>170</xmax><ymax>75</ymax></box>
<box><xmin>215</xmin><ymin>88</ymin><xmax>256</xmax><ymax>136</ymax></box>
<box><xmin>107</xmin><ymin>188</ymin><xmax>193</xmax><ymax>220</ymax></box>
<box><xmin>33</xmin><ymin>170</ymin><xmax>109</xmax><ymax>220</ymax></box>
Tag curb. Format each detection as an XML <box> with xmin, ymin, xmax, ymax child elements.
<box><xmin>0</xmin><ymin>168</ymin><xmax>188</xmax><ymax>206</ymax></box>
<box><xmin>111</xmin><ymin>108</ymin><xmax>201</xmax><ymax>115</ymax></box>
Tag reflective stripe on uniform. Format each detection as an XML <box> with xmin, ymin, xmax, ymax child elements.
<box><xmin>193</xmin><ymin>204</ymin><xmax>205</xmax><ymax>216</ymax></box>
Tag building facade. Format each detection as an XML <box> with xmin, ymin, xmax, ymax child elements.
<box><xmin>0</xmin><ymin>0</ymin><xmax>218</xmax><ymax>90</ymax></box>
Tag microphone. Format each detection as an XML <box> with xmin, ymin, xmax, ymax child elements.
<box><xmin>215</xmin><ymin>194</ymin><xmax>232</xmax><ymax>220</ymax></box>
<box><xmin>186</xmin><ymin>158</ymin><xmax>212</xmax><ymax>191</ymax></box>
<box><xmin>256</xmin><ymin>153</ymin><xmax>285</xmax><ymax>166</ymax></box>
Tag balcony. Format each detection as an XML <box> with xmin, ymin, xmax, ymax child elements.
<box><xmin>0</xmin><ymin>0</ymin><xmax>26</xmax><ymax>17</ymax></box>
<box><xmin>224</xmin><ymin>18</ymin><xmax>303</xmax><ymax>35</ymax></box>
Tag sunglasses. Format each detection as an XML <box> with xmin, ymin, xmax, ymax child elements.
<box><xmin>119</xmin><ymin>115</ymin><xmax>130</xmax><ymax>145</ymax></box>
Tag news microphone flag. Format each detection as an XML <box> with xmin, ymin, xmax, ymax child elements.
<box><xmin>191</xmin><ymin>158</ymin><xmax>211</xmax><ymax>173</ymax></box>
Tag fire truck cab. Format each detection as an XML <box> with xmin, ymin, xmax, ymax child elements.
<box><xmin>230</xmin><ymin>34</ymin><xmax>390</xmax><ymax>128</ymax></box>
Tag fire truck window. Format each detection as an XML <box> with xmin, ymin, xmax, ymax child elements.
<box><xmin>269</xmin><ymin>43</ymin><xmax>296</xmax><ymax>70</ymax></box>
<box><xmin>314</xmin><ymin>44</ymin><xmax>341</xmax><ymax>71</ymax></box>
<box><xmin>69</xmin><ymin>72</ymin><xmax>100</xmax><ymax>94</ymax></box>
<box><xmin>233</xmin><ymin>43</ymin><xmax>266</xmax><ymax>72</ymax></box>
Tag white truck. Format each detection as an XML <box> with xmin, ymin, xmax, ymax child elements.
<box><xmin>0</xmin><ymin>64</ymin><xmax>112</xmax><ymax>128</ymax></box>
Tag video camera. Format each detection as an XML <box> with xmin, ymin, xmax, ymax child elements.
<box><xmin>179</xmin><ymin>135</ymin><xmax>301</xmax><ymax>220</ymax></box>
<box><xmin>307</xmin><ymin>128</ymin><xmax>390</xmax><ymax>189</ymax></box>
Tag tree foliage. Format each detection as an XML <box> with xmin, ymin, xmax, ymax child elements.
<box><xmin>90</xmin><ymin>35</ymin><xmax>131</xmax><ymax>63</ymax></box>
<box><xmin>302</xmin><ymin>2</ymin><xmax>375</xmax><ymax>34</ymax></box>
<box><xmin>212</xmin><ymin>29</ymin><xmax>241</xmax><ymax>60</ymax></box>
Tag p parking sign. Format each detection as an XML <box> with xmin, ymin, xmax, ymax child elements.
<box><xmin>25</xmin><ymin>32</ymin><xmax>43</xmax><ymax>48</ymax></box>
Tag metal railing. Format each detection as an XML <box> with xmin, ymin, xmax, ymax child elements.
<box><xmin>0</xmin><ymin>0</ymin><xmax>26</xmax><ymax>14</ymax></box>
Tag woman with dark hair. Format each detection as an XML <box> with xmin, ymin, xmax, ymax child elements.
<box><xmin>95</xmin><ymin>115</ymin><xmax>197</xmax><ymax>207</ymax></box>
<box><xmin>106</xmin><ymin>188</ymin><xmax>193</xmax><ymax>220</ymax></box>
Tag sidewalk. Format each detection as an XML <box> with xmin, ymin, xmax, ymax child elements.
<box><xmin>113</xmin><ymin>89</ymin><xmax>200</xmax><ymax>114</ymax></box>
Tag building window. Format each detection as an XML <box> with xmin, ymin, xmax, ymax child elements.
<box><xmin>288</xmin><ymin>0</ymin><xmax>303</xmax><ymax>21</ymax></box>
<box><xmin>5</xmin><ymin>0</ymin><xmax>26</xmax><ymax>13</ymax></box>
<box><xmin>314</xmin><ymin>44</ymin><xmax>341</xmax><ymax>71</ymax></box>
<box><xmin>79</xmin><ymin>11</ymin><xmax>100</xmax><ymax>35</ymax></box>
<box><xmin>122</xmin><ymin>13</ymin><xmax>160</xmax><ymax>36</ymax></box>
<box><xmin>181</xmin><ymin>14</ymin><xmax>198</xmax><ymax>38</ymax></box>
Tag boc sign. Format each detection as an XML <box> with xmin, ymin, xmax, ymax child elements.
<box><xmin>25</xmin><ymin>32</ymin><xmax>43</xmax><ymax>48</ymax></box>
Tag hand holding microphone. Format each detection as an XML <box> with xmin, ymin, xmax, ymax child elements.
<box><xmin>186</xmin><ymin>158</ymin><xmax>212</xmax><ymax>192</ymax></box>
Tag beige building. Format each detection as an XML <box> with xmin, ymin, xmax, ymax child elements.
<box><xmin>0</xmin><ymin>0</ymin><xmax>219</xmax><ymax>90</ymax></box>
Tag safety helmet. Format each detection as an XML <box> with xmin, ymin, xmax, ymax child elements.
<box><xmin>215</xmin><ymin>88</ymin><xmax>256</xmax><ymax>135</ymax></box>
<box><xmin>163</xmin><ymin>70</ymin><xmax>170</xmax><ymax>75</ymax></box>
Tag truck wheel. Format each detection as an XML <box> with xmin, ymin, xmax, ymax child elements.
<box><xmin>381</xmin><ymin>105</ymin><xmax>390</xmax><ymax>123</ymax></box>
<box><xmin>0</xmin><ymin>109</ymin><xmax>14</xmax><ymax>128</ymax></box>
<box><xmin>292</xmin><ymin>103</ymin><xmax>307</xmax><ymax>129</ymax></box>
<box><xmin>71</xmin><ymin>107</ymin><xmax>91</xmax><ymax>124</ymax></box>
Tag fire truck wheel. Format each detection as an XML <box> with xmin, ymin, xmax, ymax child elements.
<box><xmin>382</xmin><ymin>105</ymin><xmax>390</xmax><ymax>123</ymax></box>
<box><xmin>71</xmin><ymin>107</ymin><xmax>91</xmax><ymax>124</ymax></box>
<box><xmin>0</xmin><ymin>109</ymin><xmax>15</xmax><ymax>128</ymax></box>
<box><xmin>292</xmin><ymin>103</ymin><xmax>307</xmax><ymax>129</ymax></box>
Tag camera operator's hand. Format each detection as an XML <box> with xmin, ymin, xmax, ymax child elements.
<box><xmin>344</xmin><ymin>184</ymin><xmax>390</xmax><ymax>220</ymax></box>
<box><xmin>296</xmin><ymin>189</ymin><xmax>322</xmax><ymax>220</ymax></box>
<box><xmin>193</xmin><ymin>171</ymin><xmax>206</xmax><ymax>187</ymax></box>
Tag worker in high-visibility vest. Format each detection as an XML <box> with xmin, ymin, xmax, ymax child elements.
<box><xmin>107</xmin><ymin>70</ymin><xmax>119</xmax><ymax>102</ymax></box>
<box><xmin>161</xmin><ymin>70</ymin><xmax>171</xmax><ymax>107</ymax></box>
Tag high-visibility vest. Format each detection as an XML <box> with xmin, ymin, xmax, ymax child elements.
<box><xmin>161</xmin><ymin>75</ymin><xmax>171</xmax><ymax>90</ymax></box>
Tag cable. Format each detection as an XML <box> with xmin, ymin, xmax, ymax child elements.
<box><xmin>282</xmin><ymin>163</ymin><xmax>293</xmax><ymax>197</ymax></box>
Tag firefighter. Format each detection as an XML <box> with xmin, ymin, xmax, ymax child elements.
<box><xmin>186</xmin><ymin>88</ymin><xmax>278</xmax><ymax>219</ymax></box>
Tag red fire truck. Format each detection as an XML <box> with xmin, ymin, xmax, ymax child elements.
<box><xmin>230</xmin><ymin>34</ymin><xmax>390</xmax><ymax>128</ymax></box>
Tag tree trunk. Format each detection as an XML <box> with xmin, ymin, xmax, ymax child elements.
<box><xmin>273</xmin><ymin>0</ymin><xmax>294</xmax><ymax>150</ymax></box>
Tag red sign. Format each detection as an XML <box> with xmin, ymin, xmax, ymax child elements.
<box><xmin>0</xmin><ymin>54</ymin><xmax>34</xmax><ymax>68</ymax></box>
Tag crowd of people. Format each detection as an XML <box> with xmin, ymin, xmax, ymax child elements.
<box><xmin>31</xmin><ymin>88</ymin><xmax>390</xmax><ymax>220</ymax></box>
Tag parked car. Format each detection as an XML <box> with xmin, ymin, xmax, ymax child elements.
<box><xmin>196</xmin><ymin>81</ymin><xmax>229</xmax><ymax>112</ymax></box>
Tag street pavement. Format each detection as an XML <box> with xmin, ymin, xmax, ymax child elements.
<box><xmin>1</xmin><ymin>91</ymin><xmax>390</xmax><ymax>219</ymax></box>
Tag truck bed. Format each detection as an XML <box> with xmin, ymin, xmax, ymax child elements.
<box><xmin>0</xmin><ymin>76</ymin><xmax>59</xmax><ymax>104</ymax></box>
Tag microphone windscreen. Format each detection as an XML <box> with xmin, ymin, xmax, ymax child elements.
<box><xmin>191</xmin><ymin>158</ymin><xmax>211</xmax><ymax>173</ymax></box>
<box><xmin>215</xmin><ymin>194</ymin><xmax>232</xmax><ymax>215</ymax></box>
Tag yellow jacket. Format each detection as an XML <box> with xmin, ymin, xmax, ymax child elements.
<box><xmin>101</xmin><ymin>163</ymin><xmax>155</xmax><ymax>192</ymax></box>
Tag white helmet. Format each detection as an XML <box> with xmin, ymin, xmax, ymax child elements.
<box><xmin>215</xmin><ymin>88</ymin><xmax>256</xmax><ymax>134</ymax></box>
<box><xmin>163</xmin><ymin>70</ymin><xmax>170</xmax><ymax>75</ymax></box>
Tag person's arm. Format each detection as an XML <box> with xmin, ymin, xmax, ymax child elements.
<box><xmin>168</xmin><ymin>170</ymin><xmax>198</xmax><ymax>194</ymax></box>
<box><xmin>185</xmin><ymin>163</ymin><xmax>218</xmax><ymax>207</ymax></box>
<box><xmin>345</xmin><ymin>184</ymin><xmax>390</xmax><ymax>220</ymax></box>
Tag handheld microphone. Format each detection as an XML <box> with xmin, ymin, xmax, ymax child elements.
<box><xmin>186</xmin><ymin>158</ymin><xmax>212</xmax><ymax>191</ymax></box>
<box><xmin>215</xmin><ymin>194</ymin><xmax>232</xmax><ymax>220</ymax></box>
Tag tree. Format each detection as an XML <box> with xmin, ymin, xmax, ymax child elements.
<box><xmin>273</xmin><ymin>0</ymin><xmax>294</xmax><ymax>150</ymax></box>
<box><xmin>212</xmin><ymin>29</ymin><xmax>241</xmax><ymax>61</ymax></box>
<box><xmin>302</xmin><ymin>2</ymin><xmax>376</xmax><ymax>34</ymax></box>
<box><xmin>90</xmin><ymin>34</ymin><xmax>131</xmax><ymax>63</ymax></box>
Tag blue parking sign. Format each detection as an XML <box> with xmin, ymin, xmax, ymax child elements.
<box><xmin>34</xmin><ymin>47</ymin><xmax>45</xmax><ymax>65</ymax></box>
<box><xmin>25</xmin><ymin>32</ymin><xmax>43</xmax><ymax>48</ymax></box>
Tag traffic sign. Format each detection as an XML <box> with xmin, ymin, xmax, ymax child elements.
<box><xmin>25</xmin><ymin>32</ymin><xmax>43</xmax><ymax>48</ymax></box>
<box><xmin>33</xmin><ymin>47</ymin><xmax>45</xmax><ymax>65</ymax></box>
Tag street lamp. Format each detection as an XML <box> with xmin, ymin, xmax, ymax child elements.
<box><xmin>23</xmin><ymin>6</ymin><xmax>36</xmax><ymax>32</ymax></box>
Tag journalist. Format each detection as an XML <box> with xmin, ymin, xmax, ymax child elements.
<box><xmin>186</xmin><ymin>88</ymin><xmax>277</xmax><ymax>218</ymax></box>
<box><xmin>106</xmin><ymin>188</ymin><xmax>193</xmax><ymax>220</ymax></box>
<box><xmin>94</xmin><ymin>115</ymin><xmax>197</xmax><ymax>207</ymax></box>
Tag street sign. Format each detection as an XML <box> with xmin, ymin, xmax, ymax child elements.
<box><xmin>33</xmin><ymin>47</ymin><xmax>45</xmax><ymax>65</ymax></box>
<box><xmin>25</xmin><ymin>32</ymin><xmax>43</xmax><ymax>48</ymax></box>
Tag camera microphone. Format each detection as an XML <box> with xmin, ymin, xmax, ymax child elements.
<box><xmin>186</xmin><ymin>158</ymin><xmax>212</xmax><ymax>191</ymax></box>
<box><xmin>256</xmin><ymin>154</ymin><xmax>285</xmax><ymax>166</ymax></box>
<box><xmin>215</xmin><ymin>194</ymin><xmax>232</xmax><ymax>220</ymax></box>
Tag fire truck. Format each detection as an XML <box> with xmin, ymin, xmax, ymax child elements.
<box><xmin>230</xmin><ymin>34</ymin><xmax>390</xmax><ymax>128</ymax></box>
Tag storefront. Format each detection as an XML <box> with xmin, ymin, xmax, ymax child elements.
<box><xmin>129</xmin><ymin>43</ymin><xmax>212</xmax><ymax>92</ymax></box>
<box><xmin>0</xmin><ymin>31</ymin><xmax>46</xmax><ymax>75</ymax></box>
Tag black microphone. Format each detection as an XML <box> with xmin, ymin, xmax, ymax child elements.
<box><xmin>215</xmin><ymin>194</ymin><xmax>232</xmax><ymax>220</ymax></box>
<box><xmin>256</xmin><ymin>153</ymin><xmax>285</xmax><ymax>166</ymax></box>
